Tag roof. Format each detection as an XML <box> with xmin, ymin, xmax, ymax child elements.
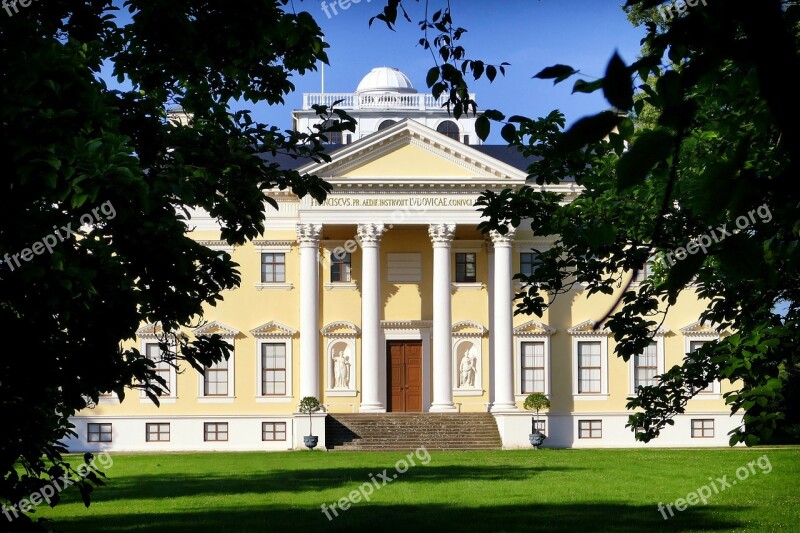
<box><xmin>258</xmin><ymin>144</ymin><xmax>535</xmax><ymax>173</ymax></box>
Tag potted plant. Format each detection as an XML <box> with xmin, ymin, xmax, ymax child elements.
<box><xmin>298</xmin><ymin>396</ymin><xmax>322</xmax><ymax>450</ymax></box>
<box><xmin>523</xmin><ymin>392</ymin><xmax>551</xmax><ymax>449</ymax></box>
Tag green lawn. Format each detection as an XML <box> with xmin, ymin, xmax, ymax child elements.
<box><xmin>24</xmin><ymin>448</ymin><xmax>800</xmax><ymax>532</ymax></box>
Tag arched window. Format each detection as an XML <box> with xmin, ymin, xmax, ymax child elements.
<box><xmin>319</xmin><ymin>120</ymin><xmax>343</xmax><ymax>145</ymax></box>
<box><xmin>378</xmin><ymin>120</ymin><xmax>397</xmax><ymax>131</ymax></box>
<box><xmin>437</xmin><ymin>120</ymin><xmax>460</xmax><ymax>141</ymax></box>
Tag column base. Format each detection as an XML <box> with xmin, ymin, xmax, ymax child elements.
<box><xmin>359</xmin><ymin>403</ymin><xmax>387</xmax><ymax>413</ymax></box>
<box><xmin>490</xmin><ymin>402</ymin><xmax>518</xmax><ymax>413</ymax></box>
<box><xmin>429</xmin><ymin>403</ymin><xmax>459</xmax><ymax>413</ymax></box>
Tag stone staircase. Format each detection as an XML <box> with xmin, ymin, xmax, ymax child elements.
<box><xmin>325</xmin><ymin>413</ymin><xmax>503</xmax><ymax>450</ymax></box>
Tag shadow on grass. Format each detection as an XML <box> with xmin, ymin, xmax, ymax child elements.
<box><xmin>80</xmin><ymin>465</ymin><xmax>585</xmax><ymax>502</ymax></box>
<box><xmin>52</xmin><ymin>502</ymin><xmax>744</xmax><ymax>532</ymax></box>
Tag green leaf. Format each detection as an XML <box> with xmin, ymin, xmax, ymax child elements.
<box><xmin>556</xmin><ymin>111</ymin><xmax>622</xmax><ymax>153</ymax></box>
<box><xmin>475</xmin><ymin>115</ymin><xmax>490</xmax><ymax>141</ymax></box>
<box><xmin>573</xmin><ymin>79</ymin><xmax>603</xmax><ymax>94</ymax></box>
<box><xmin>426</xmin><ymin>67</ymin><xmax>439</xmax><ymax>88</ymax></box>
<box><xmin>533</xmin><ymin>64</ymin><xmax>578</xmax><ymax>84</ymax></box>
<box><xmin>603</xmin><ymin>52</ymin><xmax>634</xmax><ymax>111</ymax></box>
<box><xmin>616</xmin><ymin>129</ymin><xmax>674</xmax><ymax>189</ymax></box>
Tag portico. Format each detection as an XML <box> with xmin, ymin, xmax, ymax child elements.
<box><xmin>285</xmin><ymin>120</ymin><xmax>536</xmax><ymax>413</ymax></box>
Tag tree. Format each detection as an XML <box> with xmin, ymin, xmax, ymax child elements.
<box><xmin>475</xmin><ymin>0</ymin><xmax>800</xmax><ymax>446</ymax></box>
<box><xmin>0</xmin><ymin>1</ymin><xmax>354</xmax><ymax>529</ymax></box>
<box><xmin>374</xmin><ymin>0</ymin><xmax>800</xmax><ymax>446</ymax></box>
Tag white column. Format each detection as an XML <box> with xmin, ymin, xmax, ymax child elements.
<box><xmin>486</xmin><ymin>238</ymin><xmax>496</xmax><ymax>408</ymax></box>
<box><xmin>297</xmin><ymin>223</ymin><xmax>322</xmax><ymax>399</ymax></box>
<box><xmin>428</xmin><ymin>223</ymin><xmax>458</xmax><ymax>413</ymax></box>
<box><xmin>490</xmin><ymin>228</ymin><xmax>517</xmax><ymax>412</ymax></box>
<box><xmin>358</xmin><ymin>223</ymin><xmax>387</xmax><ymax>413</ymax></box>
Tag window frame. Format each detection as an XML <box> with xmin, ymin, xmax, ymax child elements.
<box><xmin>87</xmin><ymin>423</ymin><xmax>112</xmax><ymax>443</ymax></box>
<box><xmin>520</xmin><ymin>341</ymin><xmax>546</xmax><ymax>395</ymax></box>
<box><xmin>139</xmin><ymin>340</ymin><xmax>177</xmax><ymax>402</ymax></box>
<box><xmin>578</xmin><ymin>420</ymin><xmax>603</xmax><ymax>439</ymax></box>
<box><xmin>261</xmin><ymin>252</ymin><xmax>286</xmax><ymax>283</ymax></box>
<box><xmin>262</xmin><ymin>421</ymin><xmax>288</xmax><ymax>442</ymax></box>
<box><xmin>455</xmin><ymin>252</ymin><xmax>477</xmax><ymax>283</ymax></box>
<box><xmin>330</xmin><ymin>251</ymin><xmax>352</xmax><ymax>283</ymax></box>
<box><xmin>204</xmin><ymin>422</ymin><xmax>229</xmax><ymax>442</ymax></box>
<box><xmin>146</xmin><ymin>422</ymin><xmax>171</xmax><ymax>442</ymax></box>
<box><xmin>570</xmin><ymin>326</ymin><xmax>609</xmax><ymax>399</ymax></box>
<box><xmin>255</xmin><ymin>337</ymin><xmax>293</xmax><ymax>402</ymax></box>
<box><xmin>436</xmin><ymin>120</ymin><xmax>460</xmax><ymax>141</ymax></box>
<box><xmin>629</xmin><ymin>335</ymin><xmax>666</xmax><ymax>395</ymax></box>
<box><xmin>684</xmin><ymin>335</ymin><xmax>721</xmax><ymax>397</ymax></box>
<box><xmin>691</xmin><ymin>418</ymin><xmax>715</xmax><ymax>438</ymax></box>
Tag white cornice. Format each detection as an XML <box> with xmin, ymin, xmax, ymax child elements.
<box><xmin>452</xmin><ymin>320</ymin><xmax>488</xmax><ymax>338</ymax></box>
<box><xmin>250</xmin><ymin>321</ymin><xmax>298</xmax><ymax>338</ymax></box>
<box><xmin>320</xmin><ymin>321</ymin><xmax>361</xmax><ymax>338</ymax></box>
<box><xmin>513</xmin><ymin>320</ymin><xmax>556</xmax><ymax>337</ymax></box>
<box><xmin>568</xmin><ymin>320</ymin><xmax>610</xmax><ymax>336</ymax></box>
<box><xmin>193</xmin><ymin>321</ymin><xmax>240</xmax><ymax>338</ymax></box>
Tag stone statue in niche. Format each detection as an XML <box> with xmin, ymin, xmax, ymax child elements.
<box><xmin>331</xmin><ymin>344</ymin><xmax>351</xmax><ymax>389</ymax></box>
<box><xmin>458</xmin><ymin>344</ymin><xmax>478</xmax><ymax>388</ymax></box>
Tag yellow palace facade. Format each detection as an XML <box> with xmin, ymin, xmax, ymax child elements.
<box><xmin>68</xmin><ymin>68</ymin><xmax>740</xmax><ymax>451</ymax></box>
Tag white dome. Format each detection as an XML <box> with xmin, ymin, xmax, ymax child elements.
<box><xmin>356</xmin><ymin>67</ymin><xmax>417</xmax><ymax>94</ymax></box>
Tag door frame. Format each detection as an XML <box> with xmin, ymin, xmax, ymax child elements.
<box><xmin>387</xmin><ymin>340</ymin><xmax>424</xmax><ymax>413</ymax></box>
<box><xmin>381</xmin><ymin>321</ymin><xmax>431</xmax><ymax>412</ymax></box>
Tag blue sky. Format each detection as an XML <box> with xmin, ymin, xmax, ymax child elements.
<box><xmin>250</xmin><ymin>0</ymin><xmax>647</xmax><ymax>142</ymax></box>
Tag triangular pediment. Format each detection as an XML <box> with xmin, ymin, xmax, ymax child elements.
<box><xmin>680</xmin><ymin>320</ymin><xmax>720</xmax><ymax>337</ymax></box>
<box><xmin>568</xmin><ymin>320</ymin><xmax>610</xmax><ymax>336</ymax></box>
<box><xmin>136</xmin><ymin>323</ymin><xmax>165</xmax><ymax>339</ymax></box>
<box><xmin>297</xmin><ymin>119</ymin><xmax>528</xmax><ymax>185</ymax></box>
<box><xmin>513</xmin><ymin>320</ymin><xmax>556</xmax><ymax>337</ymax></box>
<box><xmin>194</xmin><ymin>321</ymin><xmax>240</xmax><ymax>338</ymax></box>
<box><xmin>250</xmin><ymin>320</ymin><xmax>297</xmax><ymax>338</ymax></box>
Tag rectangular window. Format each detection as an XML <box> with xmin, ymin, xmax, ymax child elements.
<box><xmin>145</xmin><ymin>343</ymin><xmax>172</xmax><ymax>394</ymax></box>
<box><xmin>146</xmin><ymin>423</ymin><xmax>170</xmax><ymax>442</ymax></box>
<box><xmin>688</xmin><ymin>340</ymin><xmax>714</xmax><ymax>394</ymax></box>
<box><xmin>634</xmin><ymin>342</ymin><xmax>658</xmax><ymax>388</ymax></box>
<box><xmin>262</xmin><ymin>422</ymin><xmax>287</xmax><ymax>442</ymax></box>
<box><xmin>691</xmin><ymin>419</ymin><xmax>714</xmax><ymax>438</ymax></box>
<box><xmin>262</xmin><ymin>343</ymin><xmax>287</xmax><ymax>396</ymax></box>
<box><xmin>331</xmin><ymin>252</ymin><xmax>352</xmax><ymax>283</ymax></box>
<box><xmin>578</xmin><ymin>420</ymin><xmax>602</xmax><ymax>439</ymax></box>
<box><xmin>578</xmin><ymin>341</ymin><xmax>602</xmax><ymax>394</ymax></box>
<box><xmin>521</xmin><ymin>342</ymin><xmax>545</xmax><ymax>394</ymax></box>
<box><xmin>455</xmin><ymin>253</ymin><xmax>477</xmax><ymax>283</ymax></box>
<box><xmin>632</xmin><ymin>264</ymin><xmax>652</xmax><ymax>282</ymax></box>
<box><xmin>520</xmin><ymin>253</ymin><xmax>540</xmax><ymax>278</ymax></box>
<box><xmin>204</xmin><ymin>358</ymin><xmax>229</xmax><ymax>396</ymax></box>
<box><xmin>204</xmin><ymin>422</ymin><xmax>228</xmax><ymax>442</ymax></box>
<box><xmin>87</xmin><ymin>423</ymin><xmax>112</xmax><ymax>443</ymax></box>
<box><xmin>533</xmin><ymin>420</ymin><xmax>546</xmax><ymax>433</ymax></box>
<box><xmin>261</xmin><ymin>253</ymin><xmax>286</xmax><ymax>283</ymax></box>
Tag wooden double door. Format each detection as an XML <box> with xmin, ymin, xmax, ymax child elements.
<box><xmin>387</xmin><ymin>341</ymin><xmax>423</xmax><ymax>412</ymax></box>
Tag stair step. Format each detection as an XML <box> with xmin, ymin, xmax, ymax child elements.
<box><xmin>325</xmin><ymin>413</ymin><xmax>502</xmax><ymax>451</ymax></box>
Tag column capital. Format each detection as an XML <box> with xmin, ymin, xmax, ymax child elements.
<box><xmin>357</xmin><ymin>223</ymin><xmax>387</xmax><ymax>247</ymax></box>
<box><xmin>489</xmin><ymin>227</ymin><xmax>516</xmax><ymax>247</ymax></box>
<box><xmin>296</xmin><ymin>223</ymin><xmax>323</xmax><ymax>247</ymax></box>
<box><xmin>428</xmin><ymin>223</ymin><xmax>456</xmax><ymax>247</ymax></box>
